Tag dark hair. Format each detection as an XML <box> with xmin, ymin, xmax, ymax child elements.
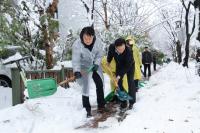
<box><xmin>114</xmin><ymin>38</ymin><xmax>126</xmax><ymax>47</ymax></box>
<box><xmin>144</xmin><ymin>46</ymin><xmax>148</xmax><ymax>49</ymax></box>
<box><xmin>80</xmin><ymin>26</ymin><xmax>95</xmax><ymax>39</ymax></box>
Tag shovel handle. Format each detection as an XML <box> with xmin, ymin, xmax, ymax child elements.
<box><xmin>101</xmin><ymin>62</ymin><xmax>118</xmax><ymax>88</ymax></box>
<box><xmin>58</xmin><ymin>69</ymin><xmax>91</xmax><ymax>86</ymax></box>
<box><xmin>58</xmin><ymin>76</ymin><xmax>75</xmax><ymax>86</ymax></box>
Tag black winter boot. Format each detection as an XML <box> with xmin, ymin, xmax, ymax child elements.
<box><xmin>128</xmin><ymin>103</ymin><xmax>133</xmax><ymax>110</ymax></box>
<box><xmin>120</xmin><ymin>101</ymin><xmax>127</xmax><ymax>110</ymax></box>
<box><xmin>86</xmin><ymin>108</ymin><xmax>92</xmax><ymax>118</ymax></box>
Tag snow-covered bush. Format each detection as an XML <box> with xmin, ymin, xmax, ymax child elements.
<box><xmin>53</xmin><ymin>29</ymin><xmax>78</xmax><ymax>61</ymax></box>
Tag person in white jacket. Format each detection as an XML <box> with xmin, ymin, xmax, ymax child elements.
<box><xmin>72</xmin><ymin>26</ymin><xmax>106</xmax><ymax>118</ymax></box>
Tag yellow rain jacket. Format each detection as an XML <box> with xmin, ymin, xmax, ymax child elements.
<box><xmin>126</xmin><ymin>35</ymin><xmax>142</xmax><ymax>80</ymax></box>
<box><xmin>101</xmin><ymin>56</ymin><xmax>128</xmax><ymax>92</ymax></box>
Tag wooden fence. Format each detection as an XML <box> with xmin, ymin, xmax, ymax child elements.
<box><xmin>11</xmin><ymin>66</ymin><xmax>73</xmax><ymax>105</ymax></box>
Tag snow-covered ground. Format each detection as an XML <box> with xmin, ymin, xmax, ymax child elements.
<box><xmin>0</xmin><ymin>61</ymin><xmax>200</xmax><ymax>133</ymax></box>
<box><xmin>0</xmin><ymin>86</ymin><xmax>12</xmax><ymax>110</ymax></box>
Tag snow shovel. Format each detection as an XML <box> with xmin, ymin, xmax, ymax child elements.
<box><xmin>58</xmin><ymin>76</ymin><xmax>75</xmax><ymax>86</ymax></box>
<box><xmin>3</xmin><ymin>56</ymin><xmax>57</xmax><ymax>99</ymax></box>
<box><xmin>26</xmin><ymin>78</ymin><xmax>57</xmax><ymax>99</ymax></box>
<box><xmin>58</xmin><ymin>65</ymin><xmax>95</xmax><ymax>86</ymax></box>
<box><xmin>102</xmin><ymin>63</ymin><xmax>132</xmax><ymax>102</ymax></box>
<box><xmin>138</xmin><ymin>80</ymin><xmax>146</xmax><ymax>88</ymax></box>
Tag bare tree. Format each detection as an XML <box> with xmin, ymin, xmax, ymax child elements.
<box><xmin>147</xmin><ymin>1</ymin><xmax>184</xmax><ymax>62</ymax></box>
<box><xmin>194</xmin><ymin>0</ymin><xmax>200</xmax><ymax>42</ymax></box>
<box><xmin>181</xmin><ymin>0</ymin><xmax>196</xmax><ymax>68</ymax></box>
<box><xmin>163</xmin><ymin>10</ymin><xmax>183</xmax><ymax>64</ymax></box>
<box><xmin>157</xmin><ymin>7</ymin><xmax>182</xmax><ymax>63</ymax></box>
<box><xmin>94</xmin><ymin>0</ymin><xmax>110</xmax><ymax>30</ymax></box>
<box><xmin>80</xmin><ymin>0</ymin><xmax>95</xmax><ymax>27</ymax></box>
<box><xmin>109</xmin><ymin>0</ymin><xmax>138</xmax><ymax>27</ymax></box>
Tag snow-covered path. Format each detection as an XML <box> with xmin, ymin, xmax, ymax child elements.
<box><xmin>0</xmin><ymin>62</ymin><xmax>200</xmax><ymax>133</ymax></box>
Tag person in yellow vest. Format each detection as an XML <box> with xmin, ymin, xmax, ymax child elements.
<box><xmin>126</xmin><ymin>35</ymin><xmax>142</xmax><ymax>91</ymax></box>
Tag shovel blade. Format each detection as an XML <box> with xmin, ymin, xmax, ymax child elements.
<box><xmin>27</xmin><ymin>78</ymin><xmax>57</xmax><ymax>99</ymax></box>
<box><xmin>116</xmin><ymin>88</ymin><xmax>132</xmax><ymax>101</ymax></box>
<box><xmin>105</xmin><ymin>91</ymin><xmax>115</xmax><ymax>102</ymax></box>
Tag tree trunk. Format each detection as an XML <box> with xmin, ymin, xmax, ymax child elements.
<box><xmin>91</xmin><ymin>0</ymin><xmax>95</xmax><ymax>28</ymax></box>
<box><xmin>45</xmin><ymin>42</ymin><xmax>53</xmax><ymax>69</ymax></box>
<box><xmin>80</xmin><ymin>0</ymin><xmax>95</xmax><ymax>27</ymax></box>
<box><xmin>47</xmin><ymin>0</ymin><xmax>58</xmax><ymax>17</ymax></box>
<box><xmin>44</xmin><ymin>0</ymin><xmax>58</xmax><ymax>69</ymax></box>
<box><xmin>176</xmin><ymin>40</ymin><xmax>182</xmax><ymax>64</ymax></box>
<box><xmin>42</xmin><ymin>23</ymin><xmax>53</xmax><ymax>69</ymax></box>
<box><xmin>181</xmin><ymin>1</ymin><xmax>195</xmax><ymax>68</ymax></box>
<box><xmin>194</xmin><ymin>0</ymin><xmax>200</xmax><ymax>41</ymax></box>
<box><xmin>197</xmin><ymin>11</ymin><xmax>200</xmax><ymax>41</ymax></box>
<box><xmin>183</xmin><ymin>38</ymin><xmax>190</xmax><ymax>67</ymax></box>
<box><xmin>102</xmin><ymin>0</ymin><xmax>109</xmax><ymax>30</ymax></box>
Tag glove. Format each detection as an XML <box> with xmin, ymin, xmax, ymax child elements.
<box><xmin>74</xmin><ymin>72</ymin><xmax>82</xmax><ymax>79</ymax></box>
<box><xmin>91</xmin><ymin>64</ymin><xmax>99</xmax><ymax>71</ymax></box>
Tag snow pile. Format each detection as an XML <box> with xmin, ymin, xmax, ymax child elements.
<box><xmin>0</xmin><ymin>86</ymin><xmax>12</xmax><ymax>110</ymax></box>
<box><xmin>0</xmin><ymin>84</ymin><xmax>86</xmax><ymax>133</ymax></box>
<box><xmin>52</xmin><ymin>61</ymin><xmax>72</xmax><ymax>70</ymax></box>
<box><xmin>0</xmin><ymin>61</ymin><xmax>200</xmax><ymax>133</ymax></box>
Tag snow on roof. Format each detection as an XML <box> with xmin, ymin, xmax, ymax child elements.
<box><xmin>2</xmin><ymin>52</ymin><xmax>23</xmax><ymax>65</ymax></box>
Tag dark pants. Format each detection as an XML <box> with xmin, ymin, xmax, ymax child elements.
<box><xmin>144</xmin><ymin>64</ymin><xmax>151</xmax><ymax>77</ymax></box>
<box><xmin>134</xmin><ymin>79</ymin><xmax>139</xmax><ymax>92</ymax></box>
<box><xmin>82</xmin><ymin>71</ymin><xmax>105</xmax><ymax>111</ymax></box>
<box><xmin>117</xmin><ymin>65</ymin><xmax>136</xmax><ymax>105</ymax></box>
<box><xmin>153</xmin><ymin>61</ymin><xmax>156</xmax><ymax>70</ymax></box>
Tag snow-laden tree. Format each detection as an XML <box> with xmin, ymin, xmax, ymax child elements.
<box><xmin>0</xmin><ymin>0</ymin><xmax>59</xmax><ymax>69</ymax></box>
<box><xmin>94</xmin><ymin>0</ymin><xmax>157</xmax><ymax>51</ymax></box>
<box><xmin>53</xmin><ymin>29</ymin><xmax>78</xmax><ymax>61</ymax></box>
<box><xmin>148</xmin><ymin>0</ymin><xmax>184</xmax><ymax>62</ymax></box>
<box><xmin>0</xmin><ymin>0</ymin><xmax>25</xmax><ymax>46</ymax></box>
<box><xmin>94</xmin><ymin>0</ymin><xmax>152</xmax><ymax>33</ymax></box>
<box><xmin>194</xmin><ymin>0</ymin><xmax>200</xmax><ymax>42</ymax></box>
<box><xmin>79</xmin><ymin>0</ymin><xmax>95</xmax><ymax>27</ymax></box>
<box><xmin>179</xmin><ymin>0</ymin><xmax>196</xmax><ymax>67</ymax></box>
